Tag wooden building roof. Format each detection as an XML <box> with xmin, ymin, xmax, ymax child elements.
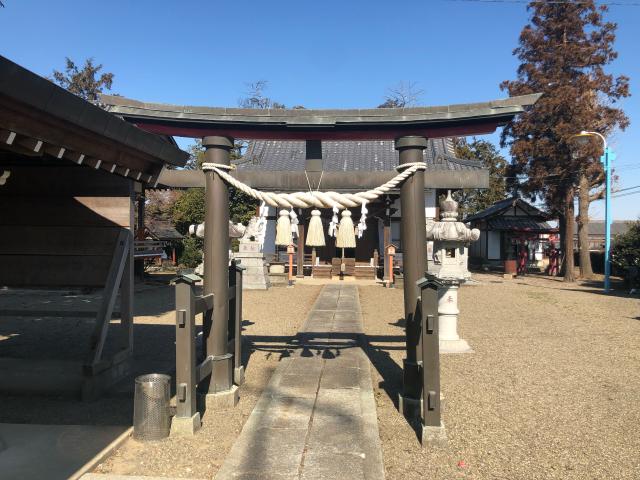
<box><xmin>0</xmin><ymin>56</ymin><xmax>188</xmax><ymax>183</ymax></box>
<box><xmin>465</xmin><ymin>197</ymin><xmax>549</xmax><ymax>223</ymax></box>
<box><xmin>465</xmin><ymin>197</ymin><xmax>556</xmax><ymax>234</ymax></box>
<box><xmin>145</xmin><ymin>219</ymin><xmax>184</xmax><ymax>241</ymax></box>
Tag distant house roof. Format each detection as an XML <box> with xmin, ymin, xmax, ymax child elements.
<box><xmin>573</xmin><ymin>220</ymin><xmax>633</xmax><ymax>238</ymax></box>
<box><xmin>146</xmin><ymin>220</ymin><xmax>183</xmax><ymax>241</ymax></box>
<box><xmin>237</xmin><ymin>138</ymin><xmax>484</xmax><ymax>173</ymax></box>
<box><xmin>465</xmin><ymin>197</ymin><xmax>549</xmax><ymax>223</ymax></box>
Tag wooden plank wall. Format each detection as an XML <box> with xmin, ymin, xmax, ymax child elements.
<box><xmin>0</xmin><ymin>161</ymin><xmax>133</xmax><ymax>287</ymax></box>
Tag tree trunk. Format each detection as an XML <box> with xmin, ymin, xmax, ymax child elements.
<box><xmin>563</xmin><ymin>188</ymin><xmax>576</xmax><ymax>282</ymax></box>
<box><xmin>577</xmin><ymin>173</ymin><xmax>595</xmax><ymax>279</ymax></box>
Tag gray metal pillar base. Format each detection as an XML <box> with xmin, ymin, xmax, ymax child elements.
<box><xmin>398</xmin><ymin>394</ymin><xmax>422</xmax><ymax>420</ymax></box>
<box><xmin>439</xmin><ymin>339</ymin><xmax>474</xmax><ymax>354</ymax></box>
<box><xmin>170</xmin><ymin>412</ymin><xmax>202</xmax><ymax>436</ymax></box>
<box><xmin>421</xmin><ymin>421</ymin><xmax>447</xmax><ymax>446</ymax></box>
<box><xmin>234</xmin><ymin>365</ymin><xmax>245</xmax><ymax>385</ymax></box>
<box><xmin>210</xmin><ymin>353</ymin><xmax>234</xmax><ymax>393</ymax></box>
<box><xmin>203</xmin><ymin>385</ymin><xmax>239</xmax><ymax>411</ymax></box>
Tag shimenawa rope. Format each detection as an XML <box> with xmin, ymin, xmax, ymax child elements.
<box><xmin>201</xmin><ymin>161</ymin><xmax>427</xmax><ymax>210</ymax></box>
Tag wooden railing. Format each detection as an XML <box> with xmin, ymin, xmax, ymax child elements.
<box><xmin>172</xmin><ymin>260</ymin><xmax>244</xmax><ymax>428</ymax></box>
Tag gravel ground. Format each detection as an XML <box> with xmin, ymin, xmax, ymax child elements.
<box><xmin>95</xmin><ymin>284</ymin><xmax>322</xmax><ymax>479</ymax></box>
<box><xmin>359</xmin><ymin>273</ymin><xmax>640</xmax><ymax>480</ymax></box>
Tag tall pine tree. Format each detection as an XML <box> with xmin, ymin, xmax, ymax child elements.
<box><xmin>501</xmin><ymin>1</ymin><xmax>629</xmax><ymax>282</ymax></box>
<box><xmin>51</xmin><ymin>57</ymin><xmax>114</xmax><ymax>104</ymax></box>
<box><xmin>454</xmin><ymin>138</ymin><xmax>508</xmax><ymax>217</ymax></box>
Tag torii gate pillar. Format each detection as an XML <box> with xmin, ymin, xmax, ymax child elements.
<box><xmin>202</xmin><ymin>135</ymin><xmax>238</xmax><ymax>405</ymax></box>
<box><xmin>396</xmin><ymin>136</ymin><xmax>428</xmax><ymax>418</ymax></box>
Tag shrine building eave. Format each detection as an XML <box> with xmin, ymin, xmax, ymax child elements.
<box><xmin>101</xmin><ymin>93</ymin><xmax>541</xmax><ymax>141</ymax></box>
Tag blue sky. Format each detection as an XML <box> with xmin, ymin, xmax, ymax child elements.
<box><xmin>1</xmin><ymin>0</ymin><xmax>638</xmax><ymax>219</ymax></box>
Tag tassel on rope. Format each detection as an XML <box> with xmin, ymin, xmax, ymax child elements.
<box><xmin>336</xmin><ymin>210</ymin><xmax>356</xmax><ymax>249</ymax></box>
<box><xmin>328</xmin><ymin>205</ymin><xmax>339</xmax><ymax>237</ymax></box>
<box><xmin>275</xmin><ymin>209</ymin><xmax>292</xmax><ymax>246</ymax></box>
<box><xmin>357</xmin><ymin>202</ymin><xmax>368</xmax><ymax>239</ymax></box>
<box><xmin>290</xmin><ymin>208</ymin><xmax>299</xmax><ymax>239</ymax></box>
<box><xmin>256</xmin><ymin>201</ymin><xmax>268</xmax><ymax>244</ymax></box>
<box><xmin>306</xmin><ymin>209</ymin><xmax>325</xmax><ymax>247</ymax></box>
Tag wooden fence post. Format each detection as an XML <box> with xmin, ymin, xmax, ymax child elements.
<box><xmin>171</xmin><ymin>274</ymin><xmax>202</xmax><ymax>435</ymax></box>
<box><xmin>234</xmin><ymin>262</ymin><xmax>245</xmax><ymax>384</ymax></box>
<box><xmin>418</xmin><ymin>275</ymin><xmax>446</xmax><ymax>445</ymax></box>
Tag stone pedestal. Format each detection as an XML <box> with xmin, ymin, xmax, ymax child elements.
<box><xmin>421</xmin><ymin>421</ymin><xmax>447</xmax><ymax>446</ymax></box>
<box><xmin>438</xmin><ymin>282</ymin><xmax>473</xmax><ymax>353</ymax></box>
<box><xmin>233</xmin><ymin>241</ymin><xmax>270</xmax><ymax>290</ymax></box>
<box><xmin>170</xmin><ymin>412</ymin><xmax>201</xmax><ymax>436</ymax></box>
<box><xmin>203</xmin><ymin>385</ymin><xmax>240</xmax><ymax>411</ymax></box>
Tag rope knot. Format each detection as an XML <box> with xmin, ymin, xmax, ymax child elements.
<box><xmin>202</xmin><ymin>162</ymin><xmax>236</xmax><ymax>171</ymax></box>
<box><xmin>394</xmin><ymin>161</ymin><xmax>427</xmax><ymax>172</ymax></box>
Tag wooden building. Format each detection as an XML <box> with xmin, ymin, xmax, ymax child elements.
<box><xmin>466</xmin><ymin>197</ymin><xmax>557</xmax><ymax>271</ymax></box>
<box><xmin>238</xmin><ymin>138</ymin><xmax>488</xmax><ymax>276</ymax></box>
<box><xmin>0</xmin><ymin>56</ymin><xmax>188</xmax><ymax>398</ymax></box>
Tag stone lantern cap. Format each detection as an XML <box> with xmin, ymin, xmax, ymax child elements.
<box><xmin>426</xmin><ymin>190</ymin><xmax>480</xmax><ymax>244</ymax></box>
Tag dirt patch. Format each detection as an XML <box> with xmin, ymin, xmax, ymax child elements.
<box><xmin>94</xmin><ymin>284</ymin><xmax>322</xmax><ymax>479</ymax></box>
<box><xmin>360</xmin><ymin>273</ymin><xmax>640</xmax><ymax>480</ymax></box>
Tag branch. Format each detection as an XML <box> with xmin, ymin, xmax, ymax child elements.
<box><xmin>590</xmin><ymin>187</ymin><xmax>605</xmax><ymax>202</ymax></box>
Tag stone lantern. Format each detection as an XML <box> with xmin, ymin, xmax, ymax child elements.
<box><xmin>426</xmin><ymin>191</ymin><xmax>480</xmax><ymax>353</ymax></box>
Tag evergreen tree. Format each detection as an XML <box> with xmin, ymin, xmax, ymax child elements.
<box><xmin>501</xmin><ymin>0</ymin><xmax>629</xmax><ymax>282</ymax></box>
<box><xmin>454</xmin><ymin>138</ymin><xmax>508</xmax><ymax>217</ymax></box>
<box><xmin>611</xmin><ymin>221</ymin><xmax>640</xmax><ymax>270</ymax></box>
<box><xmin>51</xmin><ymin>57</ymin><xmax>114</xmax><ymax>104</ymax></box>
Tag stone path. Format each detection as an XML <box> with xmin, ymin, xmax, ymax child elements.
<box><xmin>215</xmin><ymin>284</ymin><xmax>385</xmax><ymax>480</ymax></box>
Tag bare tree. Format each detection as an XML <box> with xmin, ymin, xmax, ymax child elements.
<box><xmin>238</xmin><ymin>80</ymin><xmax>286</xmax><ymax>109</ymax></box>
<box><xmin>378</xmin><ymin>81</ymin><xmax>424</xmax><ymax>108</ymax></box>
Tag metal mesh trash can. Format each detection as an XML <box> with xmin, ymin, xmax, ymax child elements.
<box><xmin>133</xmin><ymin>373</ymin><xmax>171</xmax><ymax>441</ymax></box>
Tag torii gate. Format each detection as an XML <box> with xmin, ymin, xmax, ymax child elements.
<box><xmin>103</xmin><ymin>93</ymin><xmax>539</xmax><ymax>419</ymax></box>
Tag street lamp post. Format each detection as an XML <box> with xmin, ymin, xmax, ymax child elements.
<box><xmin>573</xmin><ymin>131</ymin><xmax>614</xmax><ymax>293</ymax></box>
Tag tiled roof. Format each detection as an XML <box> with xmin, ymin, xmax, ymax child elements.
<box><xmin>487</xmin><ymin>217</ymin><xmax>556</xmax><ymax>233</ymax></box>
<box><xmin>237</xmin><ymin>138</ymin><xmax>484</xmax><ymax>172</ymax></box>
<box><xmin>146</xmin><ymin>220</ymin><xmax>183</xmax><ymax>241</ymax></box>
<box><xmin>464</xmin><ymin>197</ymin><xmax>548</xmax><ymax>223</ymax></box>
<box><xmin>573</xmin><ymin>220</ymin><xmax>633</xmax><ymax>237</ymax></box>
